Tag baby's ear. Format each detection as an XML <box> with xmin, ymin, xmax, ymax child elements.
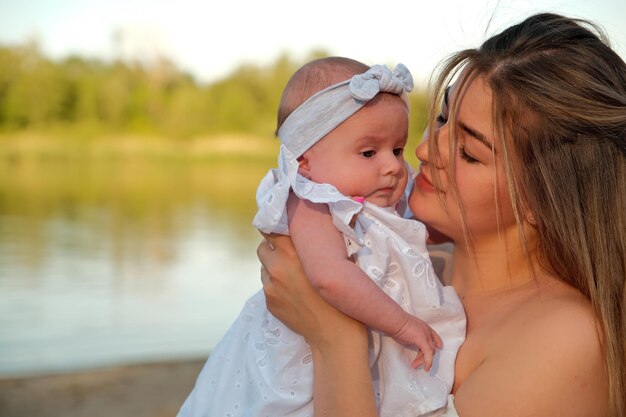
<box><xmin>297</xmin><ymin>155</ymin><xmax>311</xmax><ymax>179</ymax></box>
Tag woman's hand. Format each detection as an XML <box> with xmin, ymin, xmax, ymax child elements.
<box><xmin>257</xmin><ymin>232</ymin><xmax>365</xmax><ymax>349</ymax></box>
<box><xmin>257</xmin><ymin>232</ymin><xmax>379</xmax><ymax>417</ymax></box>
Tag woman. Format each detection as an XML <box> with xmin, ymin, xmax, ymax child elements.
<box><xmin>257</xmin><ymin>13</ymin><xmax>626</xmax><ymax>417</ymax></box>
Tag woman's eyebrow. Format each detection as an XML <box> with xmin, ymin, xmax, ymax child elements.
<box><xmin>447</xmin><ymin>84</ymin><xmax>494</xmax><ymax>151</ymax></box>
<box><xmin>458</xmin><ymin>121</ymin><xmax>495</xmax><ymax>151</ymax></box>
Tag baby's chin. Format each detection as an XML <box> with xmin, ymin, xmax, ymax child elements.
<box><xmin>363</xmin><ymin>194</ymin><xmax>402</xmax><ymax>209</ymax></box>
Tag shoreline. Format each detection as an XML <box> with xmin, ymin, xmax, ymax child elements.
<box><xmin>0</xmin><ymin>358</ymin><xmax>206</xmax><ymax>417</ymax></box>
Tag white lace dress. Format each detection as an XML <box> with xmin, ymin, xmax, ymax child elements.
<box><xmin>177</xmin><ymin>173</ymin><xmax>466</xmax><ymax>417</ymax></box>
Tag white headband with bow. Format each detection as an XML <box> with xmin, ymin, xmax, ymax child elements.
<box><xmin>278</xmin><ymin>63</ymin><xmax>413</xmax><ymax>157</ymax></box>
<box><xmin>253</xmin><ymin>64</ymin><xmax>414</xmax><ymax>239</ymax></box>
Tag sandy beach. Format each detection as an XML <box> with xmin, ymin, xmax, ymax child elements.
<box><xmin>0</xmin><ymin>359</ymin><xmax>206</xmax><ymax>417</ymax></box>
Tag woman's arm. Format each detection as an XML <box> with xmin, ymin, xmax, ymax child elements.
<box><xmin>258</xmin><ymin>233</ymin><xmax>379</xmax><ymax>417</ymax></box>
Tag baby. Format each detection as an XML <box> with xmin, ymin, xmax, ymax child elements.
<box><xmin>178</xmin><ymin>57</ymin><xmax>465</xmax><ymax>417</ymax></box>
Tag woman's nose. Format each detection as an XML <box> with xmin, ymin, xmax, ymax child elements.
<box><xmin>417</xmin><ymin>126</ymin><xmax>448</xmax><ymax>169</ymax></box>
<box><xmin>415</xmin><ymin>132</ymin><xmax>429</xmax><ymax>162</ymax></box>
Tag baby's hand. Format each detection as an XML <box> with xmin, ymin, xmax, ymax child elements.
<box><xmin>392</xmin><ymin>313</ymin><xmax>443</xmax><ymax>372</ymax></box>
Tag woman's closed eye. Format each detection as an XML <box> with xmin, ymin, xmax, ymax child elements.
<box><xmin>459</xmin><ymin>144</ymin><xmax>479</xmax><ymax>164</ymax></box>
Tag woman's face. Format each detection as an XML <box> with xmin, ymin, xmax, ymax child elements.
<box><xmin>409</xmin><ymin>75</ymin><xmax>517</xmax><ymax>243</ymax></box>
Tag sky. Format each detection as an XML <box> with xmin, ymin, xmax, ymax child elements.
<box><xmin>0</xmin><ymin>0</ymin><xmax>624</xmax><ymax>86</ymax></box>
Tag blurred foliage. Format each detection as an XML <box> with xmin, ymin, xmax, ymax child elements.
<box><xmin>0</xmin><ymin>41</ymin><xmax>430</xmax><ymax>142</ymax></box>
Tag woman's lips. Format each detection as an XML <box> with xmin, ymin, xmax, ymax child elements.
<box><xmin>415</xmin><ymin>172</ymin><xmax>436</xmax><ymax>192</ymax></box>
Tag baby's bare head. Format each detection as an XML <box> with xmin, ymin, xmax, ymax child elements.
<box><xmin>276</xmin><ymin>57</ymin><xmax>369</xmax><ymax>133</ymax></box>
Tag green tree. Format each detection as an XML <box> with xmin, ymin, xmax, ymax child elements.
<box><xmin>0</xmin><ymin>43</ymin><xmax>430</xmax><ymax>140</ymax></box>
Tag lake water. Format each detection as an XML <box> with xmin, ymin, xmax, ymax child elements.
<box><xmin>0</xmin><ymin>156</ymin><xmax>273</xmax><ymax>377</ymax></box>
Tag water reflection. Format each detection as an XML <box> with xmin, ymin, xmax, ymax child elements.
<box><xmin>0</xmin><ymin>156</ymin><xmax>274</xmax><ymax>376</ymax></box>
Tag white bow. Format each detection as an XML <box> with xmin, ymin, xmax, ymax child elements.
<box><xmin>349</xmin><ymin>64</ymin><xmax>413</xmax><ymax>101</ymax></box>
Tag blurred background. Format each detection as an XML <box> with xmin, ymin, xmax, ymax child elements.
<box><xmin>0</xmin><ymin>0</ymin><xmax>624</xmax><ymax>416</ymax></box>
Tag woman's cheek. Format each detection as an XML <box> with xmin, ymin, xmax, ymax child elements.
<box><xmin>409</xmin><ymin>186</ymin><xmax>447</xmax><ymax>226</ymax></box>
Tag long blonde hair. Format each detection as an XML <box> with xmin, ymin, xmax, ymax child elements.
<box><xmin>428</xmin><ymin>13</ymin><xmax>626</xmax><ymax>417</ymax></box>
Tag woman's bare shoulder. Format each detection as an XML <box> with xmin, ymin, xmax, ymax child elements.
<box><xmin>456</xmin><ymin>280</ymin><xmax>608</xmax><ymax>417</ymax></box>
<box><xmin>523</xmin><ymin>279</ymin><xmax>600</xmax><ymax>341</ymax></box>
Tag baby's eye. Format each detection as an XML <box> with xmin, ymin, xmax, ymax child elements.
<box><xmin>361</xmin><ymin>150</ymin><xmax>375</xmax><ymax>158</ymax></box>
<box><xmin>393</xmin><ymin>148</ymin><xmax>404</xmax><ymax>156</ymax></box>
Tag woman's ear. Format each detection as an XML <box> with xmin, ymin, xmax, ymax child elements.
<box><xmin>525</xmin><ymin>211</ymin><xmax>537</xmax><ymax>226</ymax></box>
<box><xmin>297</xmin><ymin>155</ymin><xmax>311</xmax><ymax>179</ymax></box>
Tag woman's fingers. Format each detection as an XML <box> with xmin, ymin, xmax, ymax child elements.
<box><xmin>257</xmin><ymin>237</ymin><xmax>275</xmax><ymax>265</ymax></box>
<box><xmin>260</xmin><ymin>265</ymin><xmax>269</xmax><ymax>284</ymax></box>
<box><xmin>257</xmin><ymin>233</ymin><xmax>298</xmax><ymax>279</ymax></box>
<box><xmin>259</xmin><ymin>232</ymin><xmax>294</xmax><ymax>253</ymax></box>
<box><xmin>257</xmin><ymin>231</ymin><xmax>368</xmax><ymax>352</ymax></box>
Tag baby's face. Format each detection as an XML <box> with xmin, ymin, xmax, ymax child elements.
<box><xmin>300</xmin><ymin>94</ymin><xmax>409</xmax><ymax>208</ymax></box>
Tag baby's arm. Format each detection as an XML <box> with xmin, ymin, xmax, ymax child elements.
<box><xmin>287</xmin><ymin>195</ymin><xmax>441</xmax><ymax>370</ymax></box>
